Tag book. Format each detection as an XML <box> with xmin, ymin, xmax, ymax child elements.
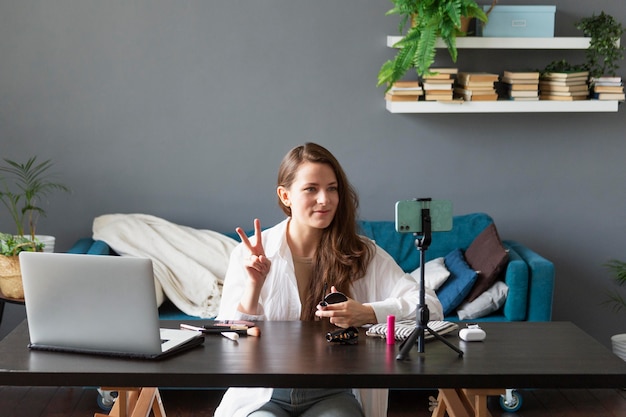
<box><xmin>539</xmin><ymin>79</ymin><xmax>588</xmax><ymax>87</ymax></box>
<box><xmin>592</xmin><ymin>85</ymin><xmax>624</xmax><ymax>93</ymax></box>
<box><xmin>457</xmin><ymin>72</ymin><xmax>499</xmax><ymax>83</ymax></box>
<box><xmin>539</xmin><ymin>82</ymin><xmax>589</xmax><ymax>93</ymax></box>
<box><xmin>391</xmin><ymin>81</ymin><xmax>421</xmax><ymax>88</ymax></box>
<box><xmin>539</xmin><ymin>94</ymin><xmax>588</xmax><ymax>101</ymax></box>
<box><xmin>501</xmin><ymin>83</ymin><xmax>539</xmax><ymax>91</ymax></box>
<box><xmin>502</xmin><ymin>71</ymin><xmax>540</xmax><ymax>81</ymax></box>
<box><xmin>592</xmin><ymin>81</ymin><xmax>623</xmax><ymax>87</ymax></box>
<box><xmin>592</xmin><ymin>92</ymin><xmax>626</xmax><ymax>100</ymax></box>
<box><xmin>423</xmin><ymin>82</ymin><xmax>453</xmax><ymax>90</ymax></box>
<box><xmin>427</xmin><ymin>67</ymin><xmax>459</xmax><ymax>77</ymax></box>
<box><xmin>422</xmin><ymin>78</ymin><xmax>455</xmax><ymax>84</ymax></box>
<box><xmin>458</xmin><ymin>93</ymin><xmax>498</xmax><ymax>101</ymax></box>
<box><xmin>424</xmin><ymin>93</ymin><xmax>453</xmax><ymax>101</ymax></box>
<box><xmin>388</xmin><ymin>81</ymin><xmax>423</xmax><ymax>96</ymax></box>
<box><xmin>425</xmin><ymin>90</ymin><xmax>454</xmax><ymax>96</ymax></box>
<box><xmin>454</xmin><ymin>87</ymin><xmax>497</xmax><ymax>96</ymax></box>
<box><xmin>590</xmin><ymin>76</ymin><xmax>622</xmax><ymax>84</ymax></box>
<box><xmin>423</xmin><ymin>73</ymin><xmax>454</xmax><ymax>80</ymax></box>
<box><xmin>385</xmin><ymin>93</ymin><xmax>421</xmax><ymax>101</ymax></box>
<box><xmin>508</xmin><ymin>90</ymin><xmax>539</xmax><ymax>98</ymax></box>
<box><xmin>509</xmin><ymin>96</ymin><xmax>539</xmax><ymax>101</ymax></box>
<box><xmin>500</xmin><ymin>77</ymin><xmax>540</xmax><ymax>85</ymax></box>
<box><xmin>389</xmin><ymin>89</ymin><xmax>423</xmax><ymax>96</ymax></box>
<box><xmin>457</xmin><ymin>81</ymin><xmax>498</xmax><ymax>89</ymax></box>
<box><xmin>540</xmin><ymin>90</ymin><xmax>588</xmax><ymax>97</ymax></box>
<box><xmin>542</xmin><ymin>71</ymin><xmax>589</xmax><ymax>80</ymax></box>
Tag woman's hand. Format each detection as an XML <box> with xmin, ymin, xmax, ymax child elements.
<box><xmin>236</xmin><ymin>218</ymin><xmax>271</xmax><ymax>315</ymax></box>
<box><xmin>236</xmin><ymin>218</ymin><xmax>271</xmax><ymax>284</ymax></box>
<box><xmin>315</xmin><ymin>286</ymin><xmax>376</xmax><ymax>328</ymax></box>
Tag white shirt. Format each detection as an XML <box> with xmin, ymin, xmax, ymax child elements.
<box><xmin>214</xmin><ymin>218</ymin><xmax>443</xmax><ymax>417</ymax></box>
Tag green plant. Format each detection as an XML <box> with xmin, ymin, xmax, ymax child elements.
<box><xmin>576</xmin><ymin>12</ymin><xmax>625</xmax><ymax>78</ymax></box>
<box><xmin>377</xmin><ymin>0</ymin><xmax>488</xmax><ymax>91</ymax></box>
<box><xmin>543</xmin><ymin>12</ymin><xmax>624</xmax><ymax>77</ymax></box>
<box><xmin>0</xmin><ymin>157</ymin><xmax>70</xmax><ymax>250</ymax></box>
<box><xmin>603</xmin><ymin>259</ymin><xmax>626</xmax><ymax>314</ymax></box>
<box><xmin>0</xmin><ymin>232</ymin><xmax>42</xmax><ymax>256</ymax></box>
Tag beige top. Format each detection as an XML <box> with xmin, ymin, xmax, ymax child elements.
<box><xmin>293</xmin><ymin>255</ymin><xmax>313</xmax><ymax>318</ymax></box>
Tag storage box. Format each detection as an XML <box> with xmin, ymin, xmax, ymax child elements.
<box><xmin>477</xmin><ymin>5</ymin><xmax>556</xmax><ymax>37</ymax></box>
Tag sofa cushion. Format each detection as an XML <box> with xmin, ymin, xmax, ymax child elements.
<box><xmin>437</xmin><ymin>249</ymin><xmax>478</xmax><ymax>316</ymax></box>
<box><xmin>410</xmin><ymin>257</ymin><xmax>450</xmax><ymax>290</ymax></box>
<box><xmin>464</xmin><ymin>223</ymin><xmax>509</xmax><ymax>302</ymax></box>
<box><xmin>457</xmin><ymin>281</ymin><xmax>509</xmax><ymax>320</ymax></box>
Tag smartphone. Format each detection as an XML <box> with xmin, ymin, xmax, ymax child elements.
<box><xmin>395</xmin><ymin>199</ymin><xmax>453</xmax><ymax>233</ymax></box>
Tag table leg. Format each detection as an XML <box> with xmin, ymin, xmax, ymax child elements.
<box><xmin>462</xmin><ymin>389</ymin><xmax>505</xmax><ymax>417</ymax></box>
<box><xmin>431</xmin><ymin>389</ymin><xmax>470</xmax><ymax>417</ymax></box>
<box><xmin>431</xmin><ymin>388</ymin><xmax>506</xmax><ymax>417</ymax></box>
<box><xmin>94</xmin><ymin>387</ymin><xmax>166</xmax><ymax>417</ymax></box>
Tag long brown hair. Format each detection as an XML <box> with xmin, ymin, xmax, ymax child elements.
<box><xmin>277</xmin><ymin>143</ymin><xmax>374</xmax><ymax>320</ymax></box>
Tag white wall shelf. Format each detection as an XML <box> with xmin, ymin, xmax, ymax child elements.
<box><xmin>386</xmin><ymin>36</ymin><xmax>596</xmax><ymax>49</ymax></box>
<box><xmin>385</xmin><ymin>36</ymin><xmax>622</xmax><ymax>113</ymax></box>
<box><xmin>385</xmin><ymin>100</ymin><xmax>620</xmax><ymax>114</ymax></box>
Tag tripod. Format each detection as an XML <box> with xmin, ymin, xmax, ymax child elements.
<box><xmin>396</xmin><ymin>204</ymin><xmax>464</xmax><ymax>361</ymax></box>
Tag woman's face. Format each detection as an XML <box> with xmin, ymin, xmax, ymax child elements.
<box><xmin>278</xmin><ymin>161</ymin><xmax>338</xmax><ymax>231</ymax></box>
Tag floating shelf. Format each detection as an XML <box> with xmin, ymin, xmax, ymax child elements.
<box><xmin>384</xmin><ymin>36</ymin><xmax>622</xmax><ymax>113</ymax></box>
<box><xmin>385</xmin><ymin>100</ymin><xmax>620</xmax><ymax>114</ymax></box>
<box><xmin>386</xmin><ymin>36</ymin><xmax>596</xmax><ymax>49</ymax></box>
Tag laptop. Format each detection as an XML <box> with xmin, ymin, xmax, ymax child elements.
<box><xmin>19</xmin><ymin>252</ymin><xmax>204</xmax><ymax>359</ymax></box>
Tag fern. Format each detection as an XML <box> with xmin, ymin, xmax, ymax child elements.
<box><xmin>378</xmin><ymin>0</ymin><xmax>488</xmax><ymax>91</ymax></box>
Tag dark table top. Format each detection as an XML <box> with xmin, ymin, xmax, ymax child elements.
<box><xmin>0</xmin><ymin>320</ymin><xmax>624</xmax><ymax>389</ymax></box>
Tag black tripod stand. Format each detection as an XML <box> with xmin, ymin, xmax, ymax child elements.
<box><xmin>396</xmin><ymin>204</ymin><xmax>464</xmax><ymax>361</ymax></box>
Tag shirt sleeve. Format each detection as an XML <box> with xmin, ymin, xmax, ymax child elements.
<box><xmin>352</xmin><ymin>245</ymin><xmax>444</xmax><ymax>324</ymax></box>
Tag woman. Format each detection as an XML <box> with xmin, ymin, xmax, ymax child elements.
<box><xmin>215</xmin><ymin>143</ymin><xmax>442</xmax><ymax>417</ymax></box>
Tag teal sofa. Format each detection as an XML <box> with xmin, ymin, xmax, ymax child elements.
<box><xmin>69</xmin><ymin>213</ymin><xmax>554</xmax><ymax>323</ymax></box>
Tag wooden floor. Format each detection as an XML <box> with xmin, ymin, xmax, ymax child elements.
<box><xmin>0</xmin><ymin>387</ymin><xmax>625</xmax><ymax>417</ymax></box>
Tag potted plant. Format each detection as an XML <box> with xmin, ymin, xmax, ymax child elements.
<box><xmin>604</xmin><ymin>259</ymin><xmax>626</xmax><ymax>362</ymax></box>
<box><xmin>377</xmin><ymin>0</ymin><xmax>489</xmax><ymax>91</ymax></box>
<box><xmin>0</xmin><ymin>156</ymin><xmax>70</xmax><ymax>299</ymax></box>
<box><xmin>576</xmin><ymin>11</ymin><xmax>625</xmax><ymax>78</ymax></box>
<box><xmin>541</xmin><ymin>12</ymin><xmax>624</xmax><ymax>78</ymax></box>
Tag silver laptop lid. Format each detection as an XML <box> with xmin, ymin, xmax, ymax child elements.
<box><xmin>19</xmin><ymin>252</ymin><xmax>162</xmax><ymax>356</ymax></box>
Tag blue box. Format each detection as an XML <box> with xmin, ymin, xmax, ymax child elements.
<box><xmin>477</xmin><ymin>5</ymin><xmax>556</xmax><ymax>37</ymax></box>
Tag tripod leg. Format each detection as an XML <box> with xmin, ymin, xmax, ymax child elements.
<box><xmin>426</xmin><ymin>326</ymin><xmax>464</xmax><ymax>357</ymax></box>
<box><xmin>396</xmin><ymin>325</ymin><xmax>422</xmax><ymax>360</ymax></box>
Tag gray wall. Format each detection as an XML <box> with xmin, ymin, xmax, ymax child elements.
<box><xmin>1</xmin><ymin>1</ymin><xmax>625</xmax><ymax>348</ymax></box>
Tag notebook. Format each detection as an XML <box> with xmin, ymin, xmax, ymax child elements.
<box><xmin>19</xmin><ymin>252</ymin><xmax>204</xmax><ymax>359</ymax></box>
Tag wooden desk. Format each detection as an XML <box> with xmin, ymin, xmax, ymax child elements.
<box><xmin>0</xmin><ymin>320</ymin><xmax>624</xmax><ymax>390</ymax></box>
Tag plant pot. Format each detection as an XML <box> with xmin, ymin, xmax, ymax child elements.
<box><xmin>35</xmin><ymin>235</ymin><xmax>55</xmax><ymax>253</ymax></box>
<box><xmin>611</xmin><ymin>333</ymin><xmax>626</xmax><ymax>362</ymax></box>
<box><xmin>0</xmin><ymin>255</ymin><xmax>24</xmax><ymax>299</ymax></box>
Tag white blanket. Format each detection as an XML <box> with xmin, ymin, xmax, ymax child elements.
<box><xmin>92</xmin><ymin>214</ymin><xmax>238</xmax><ymax>318</ymax></box>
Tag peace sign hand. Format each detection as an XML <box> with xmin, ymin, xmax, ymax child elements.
<box><xmin>236</xmin><ymin>218</ymin><xmax>271</xmax><ymax>285</ymax></box>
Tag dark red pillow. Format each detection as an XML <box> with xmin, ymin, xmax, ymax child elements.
<box><xmin>464</xmin><ymin>223</ymin><xmax>509</xmax><ymax>302</ymax></box>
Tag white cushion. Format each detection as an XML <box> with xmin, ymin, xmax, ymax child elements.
<box><xmin>457</xmin><ymin>281</ymin><xmax>509</xmax><ymax>320</ymax></box>
<box><xmin>410</xmin><ymin>257</ymin><xmax>450</xmax><ymax>290</ymax></box>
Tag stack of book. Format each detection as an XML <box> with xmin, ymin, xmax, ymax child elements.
<box><xmin>454</xmin><ymin>72</ymin><xmax>499</xmax><ymax>101</ymax></box>
<box><xmin>590</xmin><ymin>76</ymin><xmax>625</xmax><ymax>101</ymax></box>
<box><xmin>499</xmin><ymin>71</ymin><xmax>540</xmax><ymax>101</ymax></box>
<box><xmin>384</xmin><ymin>81</ymin><xmax>423</xmax><ymax>102</ymax></box>
<box><xmin>539</xmin><ymin>71</ymin><xmax>589</xmax><ymax>101</ymax></box>
<box><xmin>422</xmin><ymin>68</ymin><xmax>457</xmax><ymax>101</ymax></box>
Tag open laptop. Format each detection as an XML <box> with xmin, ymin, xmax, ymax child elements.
<box><xmin>19</xmin><ymin>252</ymin><xmax>204</xmax><ymax>359</ymax></box>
